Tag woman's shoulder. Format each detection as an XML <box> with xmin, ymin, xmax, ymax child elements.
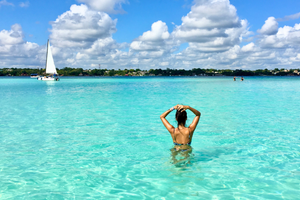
<box><xmin>175</xmin><ymin>127</ymin><xmax>190</xmax><ymax>133</ymax></box>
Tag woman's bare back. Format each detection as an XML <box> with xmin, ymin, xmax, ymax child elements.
<box><xmin>173</xmin><ymin>127</ymin><xmax>191</xmax><ymax>144</ymax></box>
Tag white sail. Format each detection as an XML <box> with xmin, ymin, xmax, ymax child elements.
<box><xmin>45</xmin><ymin>40</ymin><xmax>57</xmax><ymax>74</ymax></box>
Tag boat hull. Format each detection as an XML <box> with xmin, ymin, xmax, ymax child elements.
<box><xmin>37</xmin><ymin>77</ymin><xmax>60</xmax><ymax>81</ymax></box>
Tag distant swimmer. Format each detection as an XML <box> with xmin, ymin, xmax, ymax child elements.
<box><xmin>241</xmin><ymin>77</ymin><xmax>244</xmax><ymax>81</ymax></box>
<box><xmin>160</xmin><ymin>105</ymin><xmax>201</xmax><ymax>152</ymax></box>
<box><xmin>233</xmin><ymin>76</ymin><xmax>236</xmax><ymax>81</ymax></box>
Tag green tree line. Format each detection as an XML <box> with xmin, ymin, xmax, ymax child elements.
<box><xmin>0</xmin><ymin>67</ymin><xmax>299</xmax><ymax>76</ymax></box>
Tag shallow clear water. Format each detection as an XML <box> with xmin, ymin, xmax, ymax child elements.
<box><xmin>0</xmin><ymin>76</ymin><xmax>300</xmax><ymax>199</ymax></box>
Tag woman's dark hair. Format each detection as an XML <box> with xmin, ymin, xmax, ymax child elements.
<box><xmin>176</xmin><ymin>109</ymin><xmax>187</xmax><ymax>127</ymax></box>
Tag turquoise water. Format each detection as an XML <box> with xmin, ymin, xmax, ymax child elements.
<box><xmin>0</xmin><ymin>76</ymin><xmax>300</xmax><ymax>199</ymax></box>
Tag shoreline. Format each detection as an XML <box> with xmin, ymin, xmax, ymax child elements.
<box><xmin>1</xmin><ymin>68</ymin><xmax>299</xmax><ymax>77</ymax></box>
<box><xmin>1</xmin><ymin>75</ymin><xmax>299</xmax><ymax>78</ymax></box>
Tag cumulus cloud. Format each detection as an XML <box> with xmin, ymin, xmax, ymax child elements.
<box><xmin>130</xmin><ymin>20</ymin><xmax>176</xmax><ymax>58</ymax></box>
<box><xmin>46</xmin><ymin>4</ymin><xmax>132</xmax><ymax>68</ymax></box>
<box><xmin>180</xmin><ymin>0</ymin><xmax>240</xmax><ymax>29</ymax></box>
<box><xmin>1</xmin><ymin>4</ymin><xmax>122</xmax><ymax>69</ymax></box>
<box><xmin>138</xmin><ymin>21</ymin><xmax>170</xmax><ymax>41</ymax></box>
<box><xmin>130</xmin><ymin>41</ymin><xmax>159</xmax><ymax>51</ymax></box>
<box><xmin>0</xmin><ymin>24</ymin><xmax>23</xmax><ymax>45</ymax></box>
<box><xmin>76</xmin><ymin>0</ymin><xmax>127</xmax><ymax>13</ymax></box>
<box><xmin>289</xmin><ymin>53</ymin><xmax>300</xmax><ymax>62</ymax></box>
<box><xmin>258</xmin><ymin>23</ymin><xmax>300</xmax><ymax>48</ymax></box>
<box><xmin>241</xmin><ymin>42</ymin><xmax>256</xmax><ymax>52</ymax></box>
<box><xmin>69</xmin><ymin>37</ymin><xmax>126</xmax><ymax>66</ymax></box>
<box><xmin>3</xmin><ymin>0</ymin><xmax>300</xmax><ymax>70</ymax></box>
<box><xmin>167</xmin><ymin>1</ymin><xmax>300</xmax><ymax>69</ymax></box>
<box><xmin>257</xmin><ymin>17</ymin><xmax>278</xmax><ymax>35</ymax></box>
<box><xmin>0</xmin><ymin>24</ymin><xmax>42</xmax><ymax>68</ymax></box>
<box><xmin>173</xmin><ymin>0</ymin><xmax>250</xmax><ymax>52</ymax></box>
<box><xmin>124</xmin><ymin>0</ymin><xmax>254</xmax><ymax>68</ymax></box>
<box><xmin>126</xmin><ymin>0</ymin><xmax>253</xmax><ymax>68</ymax></box>
<box><xmin>50</xmin><ymin>4</ymin><xmax>117</xmax><ymax>48</ymax></box>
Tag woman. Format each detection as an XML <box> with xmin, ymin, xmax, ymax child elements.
<box><xmin>160</xmin><ymin>105</ymin><xmax>201</xmax><ymax>151</ymax></box>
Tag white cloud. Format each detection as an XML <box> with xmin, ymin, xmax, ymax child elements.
<box><xmin>50</xmin><ymin>4</ymin><xmax>117</xmax><ymax>48</ymax></box>
<box><xmin>3</xmin><ymin>0</ymin><xmax>300</xmax><ymax>70</ymax></box>
<box><xmin>130</xmin><ymin>20</ymin><xmax>172</xmax><ymax>52</ymax></box>
<box><xmin>180</xmin><ymin>0</ymin><xmax>240</xmax><ymax>29</ymax></box>
<box><xmin>241</xmin><ymin>42</ymin><xmax>256</xmax><ymax>52</ymax></box>
<box><xmin>123</xmin><ymin>0</ymin><xmax>256</xmax><ymax>69</ymax></box>
<box><xmin>173</xmin><ymin>0</ymin><xmax>250</xmax><ymax>52</ymax></box>
<box><xmin>19</xmin><ymin>1</ymin><xmax>29</xmax><ymax>7</ymax></box>
<box><xmin>138</xmin><ymin>21</ymin><xmax>170</xmax><ymax>41</ymax></box>
<box><xmin>131</xmin><ymin>58</ymin><xmax>139</xmax><ymax>65</ymax></box>
<box><xmin>0</xmin><ymin>0</ymin><xmax>13</xmax><ymax>7</ymax></box>
<box><xmin>84</xmin><ymin>37</ymin><xmax>120</xmax><ymax>54</ymax></box>
<box><xmin>257</xmin><ymin>17</ymin><xmax>278</xmax><ymax>35</ymax></box>
<box><xmin>160</xmin><ymin>61</ymin><xmax>169</xmax><ymax>66</ymax></box>
<box><xmin>129</xmin><ymin>20</ymin><xmax>176</xmax><ymax>62</ymax></box>
<box><xmin>0</xmin><ymin>24</ymin><xmax>42</xmax><ymax>68</ymax></box>
<box><xmin>182</xmin><ymin>61</ymin><xmax>191</xmax><ymax>65</ymax></box>
<box><xmin>76</xmin><ymin>0</ymin><xmax>127</xmax><ymax>13</ymax></box>
<box><xmin>277</xmin><ymin>12</ymin><xmax>300</xmax><ymax>22</ymax></box>
<box><xmin>258</xmin><ymin>23</ymin><xmax>300</xmax><ymax>48</ymax></box>
<box><xmin>130</xmin><ymin>41</ymin><xmax>159</xmax><ymax>51</ymax></box>
<box><xmin>173</xmin><ymin>28</ymin><xmax>225</xmax><ymax>43</ymax></box>
<box><xmin>75</xmin><ymin>52</ymin><xmax>88</xmax><ymax>60</ymax></box>
<box><xmin>289</xmin><ymin>53</ymin><xmax>300</xmax><ymax>62</ymax></box>
<box><xmin>0</xmin><ymin>24</ymin><xmax>23</xmax><ymax>45</ymax></box>
<box><xmin>66</xmin><ymin>37</ymin><xmax>125</xmax><ymax>67</ymax></box>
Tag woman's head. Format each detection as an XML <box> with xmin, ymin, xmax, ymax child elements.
<box><xmin>176</xmin><ymin>109</ymin><xmax>187</xmax><ymax>127</ymax></box>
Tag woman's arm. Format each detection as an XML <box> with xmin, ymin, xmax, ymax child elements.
<box><xmin>160</xmin><ymin>105</ymin><xmax>179</xmax><ymax>134</ymax></box>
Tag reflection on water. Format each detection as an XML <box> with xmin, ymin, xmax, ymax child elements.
<box><xmin>170</xmin><ymin>146</ymin><xmax>194</xmax><ymax>167</ymax></box>
<box><xmin>45</xmin><ymin>81</ymin><xmax>56</xmax><ymax>95</ymax></box>
<box><xmin>170</xmin><ymin>145</ymin><xmax>236</xmax><ymax>169</ymax></box>
<box><xmin>45</xmin><ymin>81</ymin><xmax>56</xmax><ymax>86</ymax></box>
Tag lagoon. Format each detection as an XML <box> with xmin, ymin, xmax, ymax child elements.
<box><xmin>0</xmin><ymin>76</ymin><xmax>300</xmax><ymax>199</ymax></box>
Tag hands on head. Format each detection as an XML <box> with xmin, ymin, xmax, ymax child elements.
<box><xmin>174</xmin><ymin>104</ymin><xmax>189</xmax><ymax>112</ymax></box>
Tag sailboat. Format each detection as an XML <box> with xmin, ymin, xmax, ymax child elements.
<box><xmin>38</xmin><ymin>40</ymin><xmax>60</xmax><ymax>81</ymax></box>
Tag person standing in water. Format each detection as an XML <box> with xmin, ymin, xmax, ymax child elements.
<box><xmin>233</xmin><ymin>76</ymin><xmax>236</xmax><ymax>81</ymax></box>
<box><xmin>241</xmin><ymin>76</ymin><xmax>244</xmax><ymax>81</ymax></box>
<box><xmin>160</xmin><ymin>105</ymin><xmax>201</xmax><ymax>151</ymax></box>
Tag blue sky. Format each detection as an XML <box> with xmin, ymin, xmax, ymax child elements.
<box><xmin>1</xmin><ymin>0</ymin><xmax>300</xmax><ymax>70</ymax></box>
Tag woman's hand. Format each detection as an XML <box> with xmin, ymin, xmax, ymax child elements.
<box><xmin>176</xmin><ymin>105</ymin><xmax>189</xmax><ymax>112</ymax></box>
